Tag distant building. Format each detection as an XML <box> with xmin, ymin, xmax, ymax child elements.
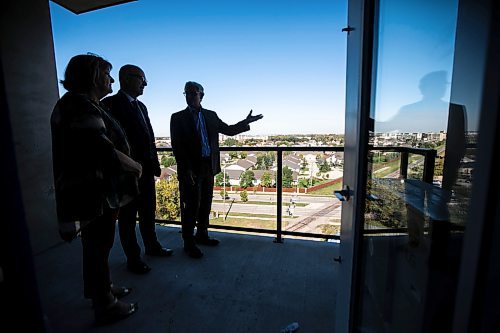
<box><xmin>225</xmin><ymin>159</ymin><xmax>255</xmax><ymax>171</ymax></box>
<box><xmin>225</xmin><ymin>169</ymin><xmax>244</xmax><ymax>186</ymax></box>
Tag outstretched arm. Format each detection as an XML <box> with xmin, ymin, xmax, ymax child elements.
<box><xmin>216</xmin><ymin>109</ymin><xmax>263</xmax><ymax>136</ymax></box>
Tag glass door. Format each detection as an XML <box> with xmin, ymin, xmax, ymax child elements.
<box><xmin>357</xmin><ymin>1</ymin><xmax>462</xmax><ymax>331</ymax></box>
<box><xmin>335</xmin><ymin>0</ymin><xmax>486</xmax><ymax>331</ymax></box>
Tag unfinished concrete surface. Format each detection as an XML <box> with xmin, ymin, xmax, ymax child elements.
<box><xmin>35</xmin><ymin>226</ymin><xmax>339</xmax><ymax>333</ymax></box>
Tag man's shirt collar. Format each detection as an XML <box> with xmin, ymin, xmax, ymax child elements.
<box><xmin>188</xmin><ymin>105</ymin><xmax>202</xmax><ymax>114</ymax></box>
<box><xmin>120</xmin><ymin>90</ymin><xmax>136</xmax><ymax>103</ymax></box>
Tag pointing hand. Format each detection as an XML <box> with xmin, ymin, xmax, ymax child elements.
<box><xmin>245</xmin><ymin>109</ymin><xmax>263</xmax><ymax>124</ymax></box>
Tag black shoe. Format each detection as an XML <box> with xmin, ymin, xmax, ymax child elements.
<box><xmin>145</xmin><ymin>247</ymin><xmax>174</xmax><ymax>257</ymax></box>
<box><xmin>195</xmin><ymin>235</ymin><xmax>220</xmax><ymax>246</ymax></box>
<box><xmin>127</xmin><ymin>260</ymin><xmax>151</xmax><ymax>274</ymax></box>
<box><xmin>94</xmin><ymin>298</ymin><xmax>138</xmax><ymax>326</ymax></box>
<box><xmin>184</xmin><ymin>244</ymin><xmax>203</xmax><ymax>259</ymax></box>
<box><xmin>110</xmin><ymin>284</ymin><xmax>132</xmax><ymax>299</ymax></box>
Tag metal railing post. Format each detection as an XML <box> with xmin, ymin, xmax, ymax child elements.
<box><xmin>400</xmin><ymin>151</ymin><xmax>409</xmax><ymax>179</ymax></box>
<box><xmin>275</xmin><ymin>149</ymin><xmax>283</xmax><ymax>243</ymax></box>
<box><xmin>423</xmin><ymin>149</ymin><xmax>436</xmax><ymax>184</ymax></box>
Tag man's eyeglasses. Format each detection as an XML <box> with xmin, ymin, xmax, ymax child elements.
<box><xmin>128</xmin><ymin>74</ymin><xmax>147</xmax><ymax>84</ymax></box>
<box><xmin>183</xmin><ymin>91</ymin><xmax>200</xmax><ymax>96</ymax></box>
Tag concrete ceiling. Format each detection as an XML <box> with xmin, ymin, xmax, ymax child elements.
<box><xmin>51</xmin><ymin>0</ymin><xmax>137</xmax><ymax>14</ymax></box>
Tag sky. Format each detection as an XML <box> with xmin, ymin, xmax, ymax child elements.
<box><xmin>49</xmin><ymin>0</ymin><xmax>461</xmax><ymax>136</ymax></box>
<box><xmin>372</xmin><ymin>0</ymin><xmax>458</xmax><ymax>132</ymax></box>
<box><xmin>49</xmin><ymin>0</ymin><xmax>349</xmax><ymax>137</ymax></box>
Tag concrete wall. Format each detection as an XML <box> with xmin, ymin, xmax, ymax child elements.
<box><xmin>1</xmin><ymin>0</ymin><xmax>60</xmax><ymax>253</ymax></box>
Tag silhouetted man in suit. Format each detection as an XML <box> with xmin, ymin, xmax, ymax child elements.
<box><xmin>103</xmin><ymin>65</ymin><xmax>172</xmax><ymax>274</ymax></box>
<box><xmin>170</xmin><ymin>81</ymin><xmax>263</xmax><ymax>258</ymax></box>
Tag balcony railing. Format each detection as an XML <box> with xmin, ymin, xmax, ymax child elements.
<box><xmin>156</xmin><ymin>145</ymin><xmax>437</xmax><ymax>241</ymax></box>
<box><xmin>369</xmin><ymin>145</ymin><xmax>437</xmax><ymax>183</ymax></box>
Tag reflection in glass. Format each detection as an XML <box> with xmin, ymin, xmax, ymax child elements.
<box><xmin>356</xmin><ymin>0</ymin><xmax>464</xmax><ymax>331</ymax></box>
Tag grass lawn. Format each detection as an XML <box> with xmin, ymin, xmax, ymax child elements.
<box><xmin>307</xmin><ymin>181</ymin><xmax>343</xmax><ymax>195</ymax></box>
<box><xmin>373</xmin><ymin>163</ymin><xmax>400</xmax><ymax>178</ymax></box>
<box><xmin>210</xmin><ymin>216</ymin><xmax>290</xmax><ymax>229</ymax></box>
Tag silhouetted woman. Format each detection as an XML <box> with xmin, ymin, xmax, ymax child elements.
<box><xmin>51</xmin><ymin>54</ymin><xmax>141</xmax><ymax>325</ymax></box>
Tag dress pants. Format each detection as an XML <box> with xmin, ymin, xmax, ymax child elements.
<box><xmin>179</xmin><ymin>158</ymin><xmax>214</xmax><ymax>244</ymax></box>
<box><xmin>81</xmin><ymin>206</ymin><xmax>115</xmax><ymax>300</ymax></box>
<box><xmin>118</xmin><ymin>171</ymin><xmax>160</xmax><ymax>261</ymax></box>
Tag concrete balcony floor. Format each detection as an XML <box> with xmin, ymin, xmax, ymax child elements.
<box><xmin>35</xmin><ymin>226</ymin><xmax>339</xmax><ymax>333</ymax></box>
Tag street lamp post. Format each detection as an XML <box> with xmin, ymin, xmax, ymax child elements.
<box><xmin>309</xmin><ymin>160</ymin><xmax>313</xmax><ymax>187</ymax></box>
<box><xmin>223</xmin><ymin>166</ymin><xmax>226</xmax><ymax>220</ymax></box>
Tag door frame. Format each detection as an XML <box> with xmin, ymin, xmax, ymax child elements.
<box><xmin>334</xmin><ymin>0</ymin><xmax>376</xmax><ymax>331</ymax></box>
<box><xmin>452</xmin><ymin>0</ymin><xmax>500</xmax><ymax>331</ymax></box>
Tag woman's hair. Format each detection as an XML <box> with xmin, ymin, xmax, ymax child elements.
<box><xmin>61</xmin><ymin>53</ymin><xmax>112</xmax><ymax>93</ymax></box>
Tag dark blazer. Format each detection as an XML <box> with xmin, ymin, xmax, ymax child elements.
<box><xmin>170</xmin><ymin>107</ymin><xmax>250</xmax><ymax>177</ymax></box>
<box><xmin>103</xmin><ymin>91</ymin><xmax>161</xmax><ymax>176</ymax></box>
<box><xmin>51</xmin><ymin>92</ymin><xmax>130</xmax><ymax>223</ymax></box>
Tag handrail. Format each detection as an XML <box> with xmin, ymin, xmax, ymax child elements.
<box><xmin>155</xmin><ymin>145</ymin><xmax>436</xmax><ymax>240</ymax></box>
<box><xmin>368</xmin><ymin>146</ymin><xmax>436</xmax><ymax>183</ymax></box>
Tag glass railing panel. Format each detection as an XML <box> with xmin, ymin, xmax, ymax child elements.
<box><xmin>210</xmin><ymin>149</ymin><xmax>278</xmax><ymax>232</ymax></box>
<box><xmin>154</xmin><ymin>146</ymin><xmax>345</xmax><ymax>240</ymax></box>
<box><xmin>280</xmin><ymin>150</ymin><xmax>343</xmax><ymax>240</ymax></box>
<box><xmin>155</xmin><ymin>151</ymin><xmax>181</xmax><ymax>223</ymax></box>
<box><xmin>370</xmin><ymin>150</ymin><xmax>402</xmax><ymax>180</ymax></box>
<box><xmin>407</xmin><ymin>152</ymin><xmax>425</xmax><ymax>180</ymax></box>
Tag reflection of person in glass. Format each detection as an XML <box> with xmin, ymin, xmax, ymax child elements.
<box><xmin>375</xmin><ymin>70</ymin><xmax>453</xmax><ymax>247</ymax></box>
<box><xmin>404</xmin><ymin>100</ymin><xmax>466</xmax><ymax>248</ymax></box>
<box><xmin>377</xmin><ymin>71</ymin><xmax>450</xmax><ymax>133</ymax></box>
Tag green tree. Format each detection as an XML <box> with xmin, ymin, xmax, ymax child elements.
<box><xmin>155</xmin><ymin>176</ymin><xmax>180</xmax><ymax>220</ymax></box>
<box><xmin>240</xmin><ymin>170</ymin><xmax>255</xmax><ymax>188</ymax></box>
<box><xmin>260</xmin><ymin>171</ymin><xmax>273</xmax><ymax>188</ymax></box>
<box><xmin>240</xmin><ymin>190</ymin><xmax>248</xmax><ymax>202</ymax></box>
<box><xmin>229</xmin><ymin>151</ymin><xmax>238</xmax><ymax>159</ymax></box>
<box><xmin>219</xmin><ymin>189</ymin><xmax>229</xmax><ymax>199</ymax></box>
<box><xmin>434</xmin><ymin>156</ymin><xmax>444</xmax><ymax>176</ymax></box>
<box><xmin>301</xmin><ymin>160</ymin><xmax>308</xmax><ymax>171</ymax></box>
<box><xmin>365</xmin><ymin>179</ymin><xmax>406</xmax><ymax>228</ymax></box>
<box><xmin>223</xmin><ymin>138</ymin><xmax>239</xmax><ymax>146</ymax></box>
<box><xmin>215</xmin><ymin>172</ymin><xmax>230</xmax><ymax>187</ymax></box>
<box><xmin>299</xmin><ymin>178</ymin><xmax>318</xmax><ymax>188</ymax></box>
<box><xmin>282</xmin><ymin>166</ymin><xmax>294</xmax><ymax>188</ymax></box>
<box><xmin>298</xmin><ymin>178</ymin><xmax>310</xmax><ymax>188</ymax></box>
<box><xmin>319</xmin><ymin>160</ymin><xmax>331</xmax><ymax>173</ymax></box>
<box><xmin>240</xmin><ymin>152</ymin><xmax>248</xmax><ymax>159</ymax></box>
<box><xmin>161</xmin><ymin>155</ymin><xmax>176</xmax><ymax>168</ymax></box>
<box><xmin>256</xmin><ymin>152</ymin><xmax>274</xmax><ymax>170</ymax></box>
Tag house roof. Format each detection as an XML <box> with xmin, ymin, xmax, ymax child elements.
<box><xmin>283</xmin><ymin>160</ymin><xmax>300</xmax><ymax>170</ymax></box>
<box><xmin>225</xmin><ymin>169</ymin><xmax>244</xmax><ymax>180</ymax></box>
<box><xmin>236</xmin><ymin>159</ymin><xmax>255</xmax><ymax>169</ymax></box>
<box><xmin>284</xmin><ymin>155</ymin><xmax>301</xmax><ymax>163</ymax></box>
<box><xmin>253</xmin><ymin>170</ymin><xmax>276</xmax><ymax>179</ymax></box>
<box><xmin>245</xmin><ymin>155</ymin><xmax>257</xmax><ymax>163</ymax></box>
